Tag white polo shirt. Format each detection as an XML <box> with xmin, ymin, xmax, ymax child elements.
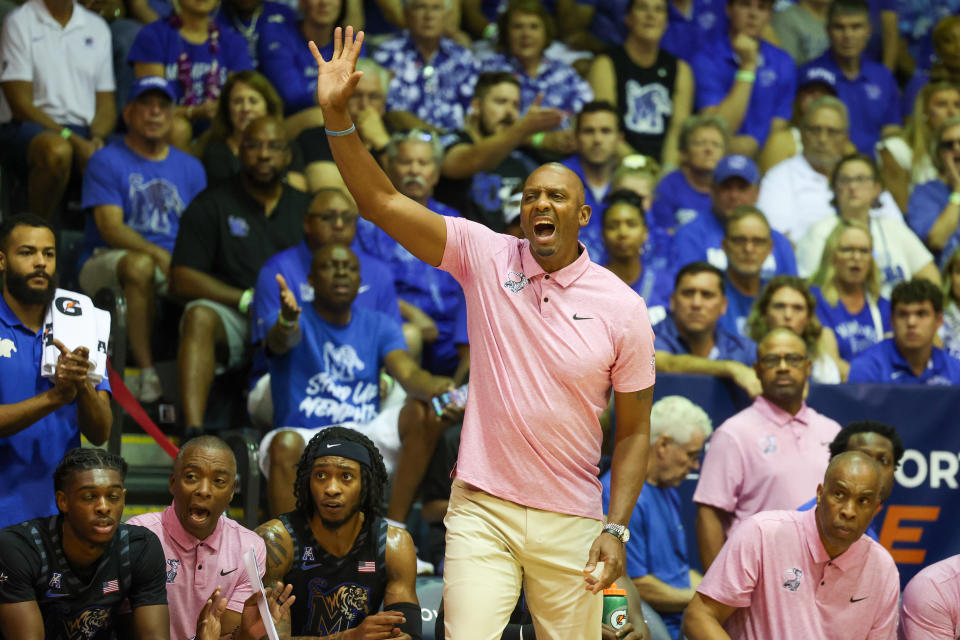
<box><xmin>757</xmin><ymin>154</ymin><xmax>902</xmax><ymax>242</ymax></box>
<box><xmin>0</xmin><ymin>0</ymin><xmax>114</xmax><ymax>126</ymax></box>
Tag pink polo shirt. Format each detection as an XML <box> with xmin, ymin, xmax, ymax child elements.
<box><xmin>127</xmin><ymin>506</ymin><xmax>267</xmax><ymax>640</ymax></box>
<box><xmin>693</xmin><ymin>395</ymin><xmax>841</xmax><ymax>536</ymax></box>
<box><xmin>698</xmin><ymin>509</ymin><xmax>899</xmax><ymax>640</ymax></box>
<box><xmin>900</xmin><ymin>555</ymin><xmax>960</xmax><ymax>639</ymax></box>
<box><xmin>439</xmin><ymin>217</ymin><xmax>656</xmax><ymax>519</ymax></box>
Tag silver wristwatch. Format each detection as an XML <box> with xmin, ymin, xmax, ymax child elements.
<box><xmin>602</xmin><ymin>522</ymin><xmax>630</xmax><ymax>543</ymax></box>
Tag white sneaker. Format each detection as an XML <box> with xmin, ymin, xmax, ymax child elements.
<box><xmin>139</xmin><ymin>369</ymin><xmax>163</xmax><ymax>403</ymax></box>
<box><xmin>416</xmin><ymin>557</ymin><xmax>435</xmax><ymax>576</ymax></box>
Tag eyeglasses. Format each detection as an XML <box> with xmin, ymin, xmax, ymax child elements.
<box><xmin>726</xmin><ymin>235</ymin><xmax>771</xmax><ymax>248</ymax></box>
<box><xmin>804</xmin><ymin>125</ymin><xmax>845</xmax><ymax>138</ymax></box>
<box><xmin>836</xmin><ymin>246</ymin><xmax>872</xmax><ymax>257</ymax></box>
<box><xmin>758</xmin><ymin>353</ymin><xmax>807</xmax><ymax>369</ymax></box>
<box><xmin>309</xmin><ymin>211</ymin><xmax>359</xmax><ymax>224</ymax></box>
<box><xmin>835</xmin><ymin>175</ymin><xmax>875</xmax><ymax>187</ymax></box>
<box><xmin>938</xmin><ymin>138</ymin><xmax>960</xmax><ymax>151</ymax></box>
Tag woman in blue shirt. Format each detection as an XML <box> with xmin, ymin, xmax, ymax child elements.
<box><xmin>129</xmin><ymin>0</ymin><xmax>254</xmax><ymax>149</ymax></box>
<box><xmin>809</xmin><ymin>219</ymin><xmax>891</xmax><ymax>366</ymax></box>
<box><xmin>940</xmin><ymin>246</ymin><xmax>960</xmax><ymax>361</ymax></box>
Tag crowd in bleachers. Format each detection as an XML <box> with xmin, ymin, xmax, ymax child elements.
<box><xmin>3</xmin><ymin>0</ymin><xmax>960</xmax><ymax>637</ymax></box>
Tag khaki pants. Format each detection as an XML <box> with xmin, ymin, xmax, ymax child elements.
<box><xmin>442</xmin><ymin>480</ymin><xmax>603</xmax><ymax>640</ymax></box>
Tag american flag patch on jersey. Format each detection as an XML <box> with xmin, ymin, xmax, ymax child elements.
<box><xmin>102</xmin><ymin>579</ymin><xmax>119</xmax><ymax>594</ymax></box>
<box><xmin>358</xmin><ymin>561</ymin><xmax>375</xmax><ymax>573</ymax></box>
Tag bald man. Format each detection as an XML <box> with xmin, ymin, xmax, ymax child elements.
<box><xmin>308</xmin><ymin>30</ymin><xmax>657</xmax><ymax>639</ymax></box>
<box><xmin>683</xmin><ymin>451</ymin><xmax>900</xmax><ymax>640</ymax></box>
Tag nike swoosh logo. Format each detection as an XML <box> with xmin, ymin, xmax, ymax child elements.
<box><xmin>573</xmin><ymin>314</ymin><xmax>593</xmax><ymax>320</ymax></box>
<box><xmin>358</xmin><ymin>285</ymin><xmax>371</xmax><ymax>293</ymax></box>
<box><xmin>220</xmin><ymin>568</ymin><xmax>237</xmax><ymax>576</ymax></box>
<box><xmin>850</xmin><ymin>596</ymin><xmax>868</xmax><ymax>602</ymax></box>
<box><xmin>326</xmin><ymin>443</ymin><xmax>341</xmax><ymax>448</ymax></box>
<box><xmin>45</xmin><ymin>590</ymin><xmax>69</xmax><ymax>598</ymax></box>
<box><xmin>301</xmin><ymin>562</ymin><xmax>323</xmax><ymax>570</ymax></box>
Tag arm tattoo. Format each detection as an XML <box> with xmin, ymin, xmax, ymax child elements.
<box><xmin>255</xmin><ymin>524</ymin><xmax>288</xmax><ymax>569</ymax></box>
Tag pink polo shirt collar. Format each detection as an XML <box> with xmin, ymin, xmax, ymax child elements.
<box><xmin>799</xmin><ymin>505</ymin><xmax>869</xmax><ymax>571</ymax></box>
<box><xmin>518</xmin><ymin>241</ymin><xmax>592</xmax><ymax>287</ymax></box>
<box><xmin>753</xmin><ymin>395</ymin><xmax>814</xmax><ymax>429</ymax></box>
<box><xmin>160</xmin><ymin>503</ymin><xmax>225</xmax><ymax>553</ymax></box>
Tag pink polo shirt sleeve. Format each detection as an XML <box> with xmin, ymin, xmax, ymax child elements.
<box><xmin>697</xmin><ymin>515</ymin><xmax>762</xmax><ymax>609</ymax></box>
<box><xmin>900</xmin><ymin>555</ymin><xmax>960</xmax><ymax>640</ymax></box>
<box><xmin>227</xmin><ymin>534</ymin><xmax>267</xmax><ymax>612</ymax></box>
<box><xmin>692</xmin><ymin>427</ymin><xmax>745</xmax><ymax>514</ymax></box>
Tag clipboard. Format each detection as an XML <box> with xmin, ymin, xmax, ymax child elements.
<box><xmin>243</xmin><ymin>545</ymin><xmax>280</xmax><ymax>640</ymax></box>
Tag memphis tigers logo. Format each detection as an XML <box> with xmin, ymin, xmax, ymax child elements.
<box><xmin>304</xmin><ymin>578</ymin><xmax>370</xmax><ymax>635</ymax></box>
<box><xmin>61</xmin><ymin>606</ymin><xmax>110</xmax><ymax>640</ymax></box>
<box><xmin>623</xmin><ymin>79</ymin><xmax>672</xmax><ymax>135</ymax></box>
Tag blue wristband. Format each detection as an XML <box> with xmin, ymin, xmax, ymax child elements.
<box><xmin>325</xmin><ymin>124</ymin><xmax>356</xmax><ymax>137</ymax></box>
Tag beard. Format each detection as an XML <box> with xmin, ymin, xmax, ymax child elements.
<box><xmin>4</xmin><ymin>267</ymin><xmax>57</xmax><ymax>306</ymax></box>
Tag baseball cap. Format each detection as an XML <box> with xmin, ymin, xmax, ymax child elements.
<box><xmin>713</xmin><ymin>154</ymin><xmax>760</xmax><ymax>185</ymax></box>
<box><xmin>128</xmin><ymin>76</ymin><xmax>176</xmax><ymax>104</ymax></box>
<box><xmin>797</xmin><ymin>66</ymin><xmax>838</xmax><ymax>94</ymax></box>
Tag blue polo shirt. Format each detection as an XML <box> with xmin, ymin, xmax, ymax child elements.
<box><xmin>907</xmin><ymin>179</ymin><xmax>955</xmax><ymax>252</ymax></box>
<box><xmin>649</xmin><ymin>169</ymin><xmax>712</xmax><ymax>235</ymax></box>
<box><xmin>268</xmin><ymin>304</ymin><xmax>407</xmax><ymax>428</ymax></box>
<box><xmin>215</xmin><ymin>1</ymin><xmax>298</xmax><ymax>67</ymax></box>
<box><xmin>718</xmin><ymin>278</ymin><xmax>762</xmax><ymax>338</ymax></box>
<box><xmin>0</xmin><ymin>294</ymin><xmax>111</xmax><ymax>529</ymax></box>
<box><xmin>355</xmin><ymin>198</ymin><xmax>465</xmax><ymax>375</ymax></box>
<box><xmin>811</xmin><ymin>286</ymin><xmax>891</xmax><ymax>362</ymax></box>
<box><xmin>661</xmin><ymin>0</ymin><xmax>728</xmax><ymax>62</ymax></box>
<box><xmin>797</xmin><ymin>497</ymin><xmax>879</xmax><ymax>541</ymax></box>
<box><xmin>653</xmin><ymin>311</ymin><xmax>755</xmax><ymax>365</ymax></box>
<box><xmin>600</xmin><ymin>475</ymin><xmax>691</xmax><ymax>639</ymax></box>
<box><xmin>799</xmin><ymin>53</ymin><xmax>900</xmax><ymax>154</ymax></box>
<box><xmin>672</xmin><ymin>209</ymin><xmax>798</xmax><ymax>279</ymax></box>
<box><xmin>848</xmin><ymin>338</ymin><xmax>960</xmax><ymax>385</ymax></box>
<box><xmin>691</xmin><ymin>36</ymin><xmax>796</xmax><ymax>147</ymax></box>
<box><xmin>251</xmin><ymin>240</ymin><xmax>402</xmax><ymax>345</ymax></box>
<box><xmin>560</xmin><ymin>154</ymin><xmax>609</xmax><ymax>263</ymax></box>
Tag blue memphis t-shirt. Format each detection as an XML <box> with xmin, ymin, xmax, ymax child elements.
<box><xmin>811</xmin><ymin>286</ymin><xmax>891</xmax><ymax>362</ymax></box>
<box><xmin>0</xmin><ymin>294</ymin><xmax>111</xmax><ymax>529</ymax></box>
<box><xmin>80</xmin><ymin>139</ymin><xmax>207</xmax><ymax>265</ymax></box>
<box><xmin>691</xmin><ymin>36</ymin><xmax>796</xmax><ymax>147</ymax></box>
<box><xmin>269</xmin><ymin>304</ymin><xmax>407</xmax><ymax>429</ymax></box>
<box><xmin>848</xmin><ymin>338</ymin><xmax>960</xmax><ymax>385</ymax></box>
<box><xmin>601</xmin><ymin>475</ymin><xmax>691</xmax><ymax>639</ymax></box>
<box><xmin>672</xmin><ymin>210</ymin><xmax>798</xmax><ymax>280</ymax></box>
<box><xmin>127</xmin><ymin>19</ymin><xmax>253</xmax><ymax>104</ymax></box>
<box><xmin>649</xmin><ymin>169</ymin><xmax>712</xmax><ymax>235</ymax></box>
<box><xmin>251</xmin><ymin>240</ymin><xmax>402</xmax><ymax>345</ymax></box>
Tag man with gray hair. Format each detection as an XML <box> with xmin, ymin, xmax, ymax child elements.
<box><xmin>356</xmin><ymin>129</ymin><xmax>465</xmax><ymax>375</ymax></box>
<box><xmin>372</xmin><ymin>0</ymin><xmax>479</xmax><ymax>132</ymax></box>
<box><xmin>600</xmin><ymin>395</ymin><xmax>713</xmax><ymax>640</ymax></box>
<box><xmin>757</xmin><ymin>95</ymin><xmax>901</xmax><ymax>241</ymax></box>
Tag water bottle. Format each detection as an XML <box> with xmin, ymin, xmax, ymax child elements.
<box><xmin>602</xmin><ymin>583</ymin><xmax>628</xmax><ymax>631</ymax></box>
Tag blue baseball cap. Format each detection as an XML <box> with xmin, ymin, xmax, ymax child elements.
<box><xmin>798</xmin><ymin>66</ymin><xmax>838</xmax><ymax>94</ymax></box>
<box><xmin>713</xmin><ymin>154</ymin><xmax>760</xmax><ymax>185</ymax></box>
<box><xmin>127</xmin><ymin>76</ymin><xmax>175</xmax><ymax>104</ymax></box>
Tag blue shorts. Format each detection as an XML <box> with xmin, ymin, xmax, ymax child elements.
<box><xmin>0</xmin><ymin>121</ymin><xmax>90</xmax><ymax>168</ymax></box>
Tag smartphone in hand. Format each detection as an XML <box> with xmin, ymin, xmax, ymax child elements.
<box><xmin>431</xmin><ymin>384</ymin><xmax>468</xmax><ymax>416</ymax></box>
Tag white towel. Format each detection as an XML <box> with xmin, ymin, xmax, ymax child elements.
<box><xmin>41</xmin><ymin>288</ymin><xmax>109</xmax><ymax>383</ymax></box>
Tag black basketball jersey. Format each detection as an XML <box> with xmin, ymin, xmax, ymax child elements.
<box><xmin>279</xmin><ymin>511</ymin><xmax>388</xmax><ymax>636</ymax></box>
<box><xmin>0</xmin><ymin>515</ymin><xmax>167</xmax><ymax>640</ymax></box>
<box><xmin>609</xmin><ymin>46</ymin><xmax>679</xmax><ymax>160</ymax></box>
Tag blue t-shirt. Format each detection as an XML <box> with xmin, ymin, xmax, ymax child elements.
<box><xmin>691</xmin><ymin>36</ymin><xmax>796</xmax><ymax>147</ymax></box>
<box><xmin>718</xmin><ymin>278</ymin><xmax>761</xmax><ymax>338</ymax></box>
<box><xmin>269</xmin><ymin>304</ymin><xmax>407</xmax><ymax>428</ymax></box>
<box><xmin>799</xmin><ymin>53</ymin><xmax>900</xmax><ymax>154</ymax></box>
<box><xmin>649</xmin><ymin>169</ymin><xmax>712</xmax><ymax>235</ymax></box>
<box><xmin>661</xmin><ymin>0</ymin><xmax>728</xmax><ymax>62</ymax></box>
<box><xmin>251</xmin><ymin>240</ymin><xmax>402</xmax><ymax>345</ymax></box>
<box><xmin>127</xmin><ymin>19</ymin><xmax>254</xmax><ymax>105</ymax></box>
<box><xmin>355</xmin><ymin>198</ymin><xmax>465</xmax><ymax>374</ymax></box>
<box><xmin>258</xmin><ymin>23</ymin><xmax>367</xmax><ymax>114</ymax></box>
<box><xmin>811</xmin><ymin>286</ymin><xmax>890</xmax><ymax>362</ymax></box>
<box><xmin>215</xmin><ymin>1</ymin><xmax>297</xmax><ymax>67</ymax></box>
<box><xmin>848</xmin><ymin>338</ymin><xmax>960</xmax><ymax>385</ymax></box>
<box><xmin>560</xmin><ymin>154</ymin><xmax>609</xmax><ymax>262</ymax></box>
<box><xmin>672</xmin><ymin>209</ymin><xmax>798</xmax><ymax>280</ymax></box>
<box><xmin>907</xmin><ymin>179</ymin><xmax>955</xmax><ymax>254</ymax></box>
<box><xmin>0</xmin><ymin>294</ymin><xmax>111</xmax><ymax>529</ymax></box>
<box><xmin>653</xmin><ymin>311</ymin><xmax>755</xmax><ymax>365</ymax></box>
<box><xmin>602</xmin><ymin>242</ymin><xmax>674</xmax><ymax>311</ymax></box>
<box><xmin>79</xmin><ymin>139</ymin><xmax>207</xmax><ymax>265</ymax></box>
<box><xmin>600</xmin><ymin>475</ymin><xmax>691</xmax><ymax>639</ymax></box>
<box><xmin>797</xmin><ymin>497</ymin><xmax>879</xmax><ymax>541</ymax></box>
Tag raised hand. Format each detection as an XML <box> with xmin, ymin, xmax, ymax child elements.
<box><xmin>240</xmin><ymin>581</ymin><xmax>296</xmax><ymax>638</ymax></box>
<box><xmin>196</xmin><ymin>587</ymin><xmax>229</xmax><ymax>640</ymax></box>
<box><xmin>309</xmin><ymin>26</ymin><xmax>366</xmax><ymax>112</ymax></box>
<box><xmin>518</xmin><ymin>94</ymin><xmax>564</xmax><ymax>136</ymax></box>
<box><xmin>276</xmin><ymin>274</ymin><xmax>301</xmax><ymax>325</ymax></box>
